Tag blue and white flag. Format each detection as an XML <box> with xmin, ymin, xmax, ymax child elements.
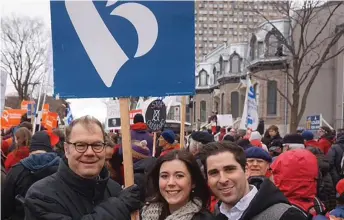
<box><xmin>65</xmin><ymin>107</ymin><xmax>74</xmax><ymax>125</ymax></box>
<box><xmin>239</xmin><ymin>76</ymin><xmax>259</xmax><ymax>130</ymax></box>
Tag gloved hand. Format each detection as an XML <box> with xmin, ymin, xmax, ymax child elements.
<box><xmin>118</xmin><ymin>184</ymin><xmax>141</xmax><ymax>212</ymax></box>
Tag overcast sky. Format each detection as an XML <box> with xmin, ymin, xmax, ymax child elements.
<box><xmin>2</xmin><ymin>0</ymin><xmax>108</xmax><ymax>122</ymax></box>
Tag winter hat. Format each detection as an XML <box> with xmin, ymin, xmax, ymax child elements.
<box><xmin>133</xmin><ymin>114</ymin><xmax>145</xmax><ymax>124</ymax></box>
<box><xmin>336</xmin><ymin>179</ymin><xmax>344</xmax><ymax>198</ymax></box>
<box><xmin>161</xmin><ymin>130</ymin><xmax>175</xmax><ymax>144</ymax></box>
<box><xmin>245</xmin><ymin>147</ymin><xmax>272</xmax><ymax>163</ymax></box>
<box><xmin>30</xmin><ymin>131</ymin><xmax>53</xmax><ymax>153</ymax></box>
<box><xmin>191</xmin><ymin>131</ymin><xmax>214</xmax><ymax>144</ymax></box>
<box><xmin>283</xmin><ymin>133</ymin><xmax>304</xmax><ymax>144</ymax></box>
<box><xmin>249</xmin><ymin>131</ymin><xmax>262</xmax><ymax>141</ymax></box>
<box><xmin>302</xmin><ymin>131</ymin><xmax>314</xmax><ymax>141</ymax></box>
<box><xmin>119</xmin><ymin>140</ymin><xmax>150</xmax><ymax>162</ymax></box>
<box><xmin>330</xmin><ymin>209</ymin><xmax>344</xmax><ymax>218</ymax></box>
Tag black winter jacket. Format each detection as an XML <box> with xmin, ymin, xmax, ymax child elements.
<box><xmin>192</xmin><ymin>210</ymin><xmax>216</xmax><ymax>220</ymax></box>
<box><xmin>327</xmin><ymin>135</ymin><xmax>344</xmax><ymax>185</ymax></box>
<box><xmin>133</xmin><ymin>157</ymin><xmax>157</xmax><ymax>202</ymax></box>
<box><xmin>1</xmin><ymin>152</ymin><xmax>60</xmax><ymax>220</ymax></box>
<box><xmin>214</xmin><ymin>177</ymin><xmax>307</xmax><ymax>220</ymax></box>
<box><xmin>307</xmin><ymin>147</ymin><xmax>336</xmax><ymax>210</ymax></box>
<box><xmin>24</xmin><ymin>158</ymin><xmax>138</xmax><ymax>220</ymax></box>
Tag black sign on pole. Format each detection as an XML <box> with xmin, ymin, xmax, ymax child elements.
<box><xmin>145</xmin><ymin>99</ymin><xmax>167</xmax><ymax>132</ymax></box>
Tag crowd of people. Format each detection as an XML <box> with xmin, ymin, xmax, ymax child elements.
<box><xmin>1</xmin><ymin>113</ymin><xmax>344</xmax><ymax>220</ymax></box>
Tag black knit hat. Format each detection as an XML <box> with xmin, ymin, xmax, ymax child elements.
<box><xmin>282</xmin><ymin>133</ymin><xmax>304</xmax><ymax>144</ymax></box>
<box><xmin>30</xmin><ymin>131</ymin><xmax>53</xmax><ymax>153</ymax></box>
<box><xmin>133</xmin><ymin>114</ymin><xmax>144</xmax><ymax>124</ymax></box>
<box><xmin>191</xmin><ymin>131</ymin><xmax>214</xmax><ymax>144</ymax></box>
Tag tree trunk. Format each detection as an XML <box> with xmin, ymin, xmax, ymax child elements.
<box><xmin>289</xmin><ymin>89</ymin><xmax>300</xmax><ymax>133</ymax></box>
<box><xmin>289</xmin><ymin>106</ymin><xmax>299</xmax><ymax>133</ymax></box>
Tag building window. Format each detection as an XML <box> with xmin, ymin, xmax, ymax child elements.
<box><xmin>199</xmin><ymin>70</ymin><xmax>208</xmax><ymax>86</ymax></box>
<box><xmin>186</xmin><ymin>106</ymin><xmax>191</xmax><ymax>123</ymax></box>
<box><xmin>221</xmin><ymin>93</ymin><xmax>225</xmax><ymax>114</ymax></box>
<box><xmin>265</xmin><ymin>30</ymin><xmax>281</xmax><ymax>57</ymax></box>
<box><xmin>250</xmin><ymin>34</ymin><xmax>257</xmax><ymax>60</ymax></box>
<box><xmin>167</xmin><ymin>107</ymin><xmax>174</xmax><ymax>120</ymax></box>
<box><xmin>213</xmin><ymin>67</ymin><xmax>217</xmax><ymax>84</ymax></box>
<box><xmin>231</xmin><ymin>54</ymin><xmax>240</xmax><ymax>73</ymax></box>
<box><xmin>267</xmin><ymin>80</ymin><xmax>277</xmax><ymax>115</ymax></box>
<box><xmin>200</xmin><ymin>101</ymin><xmax>207</xmax><ymax>123</ymax></box>
<box><xmin>231</xmin><ymin>91</ymin><xmax>239</xmax><ymax>119</ymax></box>
<box><xmin>257</xmin><ymin>41</ymin><xmax>264</xmax><ymax>57</ymax></box>
<box><xmin>219</xmin><ymin>56</ymin><xmax>223</xmax><ymax>75</ymax></box>
<box><xmin>224</xmin><ymin>60</ymin><xmax>230</xmax><ymax>74</ymax></box>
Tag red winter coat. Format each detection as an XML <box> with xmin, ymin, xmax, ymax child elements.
<box><xmin>271</xmin><ymin>149</ymin><xmax>319</xmax><ymax>213</ymax></box>
<box><xmin>1</xmin><ymin>137</ymin><xmax>13</xmax><ymax>156</ymax></box>
<box><xmin>160</xmin><ymin>144</ymin><xmax>180</xmax><ymax>157</ymax></box>
<box><xmin>317</xmin><ymin>137</ymin><xmax>332</xmax><ymax>154</ymax></box>
<box><xmin>219</xmin><ymin>129</ymin><xmax>226</xmax><ymax>141</ymax></box>
<box><xmin>304</xmin><ymin>140</ymin><xmax>319</xmax><ymax>148</ymax></box>
<box><xmin>4</xmin><ymin>146</ymin><xmax>30</xmax><ymax>171</ymax></box>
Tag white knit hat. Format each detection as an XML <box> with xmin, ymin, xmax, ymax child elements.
<box><xmin>249</xmin><ymin>131</ymin><xmax>262</xmax><ymax>141</ymax></box>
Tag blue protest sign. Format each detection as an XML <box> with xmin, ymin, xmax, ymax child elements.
<box><xmin>306</xmin><ymin>114</ymin><xmax>322</xmax><ymax>130</ymax></box>
<box><xmin>50</xmin><ymin>1</ymin><xmax>195</xmax><ymax>98</ymax></box>
<box><xmin>27</xmin><ymin>103</ymin><xmax>37</xmax><ymax>117</ymax></box>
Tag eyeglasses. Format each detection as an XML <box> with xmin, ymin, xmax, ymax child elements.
<box><xmin>247</xmin><ymin>159</ymin><xmax>266</xmax><ymax>164</ymax></box>
<box><xmin>66</xmin><ymin>142</ymin><xmax>105</xmax><ymax>153</ymax></box>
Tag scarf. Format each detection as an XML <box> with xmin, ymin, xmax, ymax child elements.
<box><xmin>141</xmin><ymin>198</ymin><xmax>202</xmax><ymax>220</ymax></box>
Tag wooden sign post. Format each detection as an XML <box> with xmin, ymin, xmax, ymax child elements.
<box><xmin>152</xmin><ymin>132</ymin><xmax>157</xmax><ymax>157</ymax></box>
<box><xmin>119</xmin><ymin>98</ymin><xmax>137</xmax><ymax>220</ymax></box>
<box><xmin>180</xmin><ymin>96</ymin><xmax>186</xmax><ymax>149</ymax></box>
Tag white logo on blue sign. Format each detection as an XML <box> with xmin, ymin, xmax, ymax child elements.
<box><xmin>66</xmin><ymin>1</ymin><xmax>158</xmax><ymax>88</ymax></box>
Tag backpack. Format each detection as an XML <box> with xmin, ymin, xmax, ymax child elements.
<box><xmin>292</xmin><ymin>197</ymin><xmax>328</xmax><ymax>220</ymax></box>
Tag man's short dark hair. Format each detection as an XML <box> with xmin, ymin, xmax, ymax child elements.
<box><xmin>199</xmin><ymin>141</ymin><xmax>247</xmax><ymax>175</ymax></box>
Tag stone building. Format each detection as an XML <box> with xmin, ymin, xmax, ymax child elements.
<box><xmin>192</xmin><ymin>2</ymin><xmax>344</xmax><ymax>133</ymax></box>
<box><xmin>195</xmin><ymin>1</ymin><xmax>287</xmax><ymax>59</ymax></box>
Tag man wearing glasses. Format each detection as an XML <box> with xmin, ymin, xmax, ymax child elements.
<box><xmin>24</xmin><ymin>116</ymin><xmax>141</xmax><ymax>220</ymax></box>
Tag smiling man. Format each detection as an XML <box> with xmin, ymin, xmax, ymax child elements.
<box><xmin>200</xmin><ymin>142</ymin><xmax>307</xmax><ymax>220</ymax></box>
<box><xmin>245</xmin><ymin>147</ymin><xmax>272</xmax><ymax>178</ymax></box>
<box><xmin>24</xmin><ymin>115</ymin><xmax>141</xmax><ymax>220</ymax></box>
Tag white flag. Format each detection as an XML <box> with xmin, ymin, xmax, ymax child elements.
<box><xmin>239</xmin><ymin>76</ymin><xmax>259</xmax><ymax>130</ymax></box>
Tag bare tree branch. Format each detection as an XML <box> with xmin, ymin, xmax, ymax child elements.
<box><xmin>1</xmin><ymin>15</ymin><xmax>48</xmax><ymax>102</ymax></box>
<box><xmin>251</xmin><ymin>1</ymin><xmax>344</xmax><ymax>132</ymax></box>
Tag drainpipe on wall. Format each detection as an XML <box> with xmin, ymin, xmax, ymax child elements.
<box><xmin>342</xmin><ymin>57</ymin><xmax>344</xmax><ymax>129</ymax></box>
<box><xmin>284</xmin><ymin>65</ymin><xmax>289</xmax><ymax>134</ymax></box>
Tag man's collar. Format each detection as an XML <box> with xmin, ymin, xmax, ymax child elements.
<box><xmin>220</xmin><ymin>185</ymin><xmax>258</xmax><ymax>213</ymax></box>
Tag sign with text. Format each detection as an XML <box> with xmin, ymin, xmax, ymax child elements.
<box><xmin>145</xmin><ymin>99</ymin><xmax>166</xmax><ymax>132</ymax></box>
<box><xmin>107</xmin><ymin>100</ymin><xmax>120</xmax><ymax>118</ymax></box>
<box><xmin>27</xmin><ymin>103</ymin><xmax>37</xmax><ymax>117</ymax></box>
<box><xmin>306</xmin><ymin>114</ymin><xmax>322</xmax><ymax>130</ymax></box>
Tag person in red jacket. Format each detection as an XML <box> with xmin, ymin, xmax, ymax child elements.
<box><xmin>219</xmin><ymin>127</ymin><xmax>226</xmax><ymax>141</ymax></box>
<box><xmin>158</xmin><ymin>130</ymin><xmax>180</xmax><ymax>157</ymax></box>
<box><xmin>317</xmin><ymin>126</ymin><xmax>334</xmax><ymax>154</ymax></box>
<box><xmin>302</xmin><ymin>130</ymin><xmax>319</xmax><ymax>148</ymax></box>
<box><xmin>5</xmin><ymin>127</ymin><xmax>31</xmax><ymax>171</ymax></box>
